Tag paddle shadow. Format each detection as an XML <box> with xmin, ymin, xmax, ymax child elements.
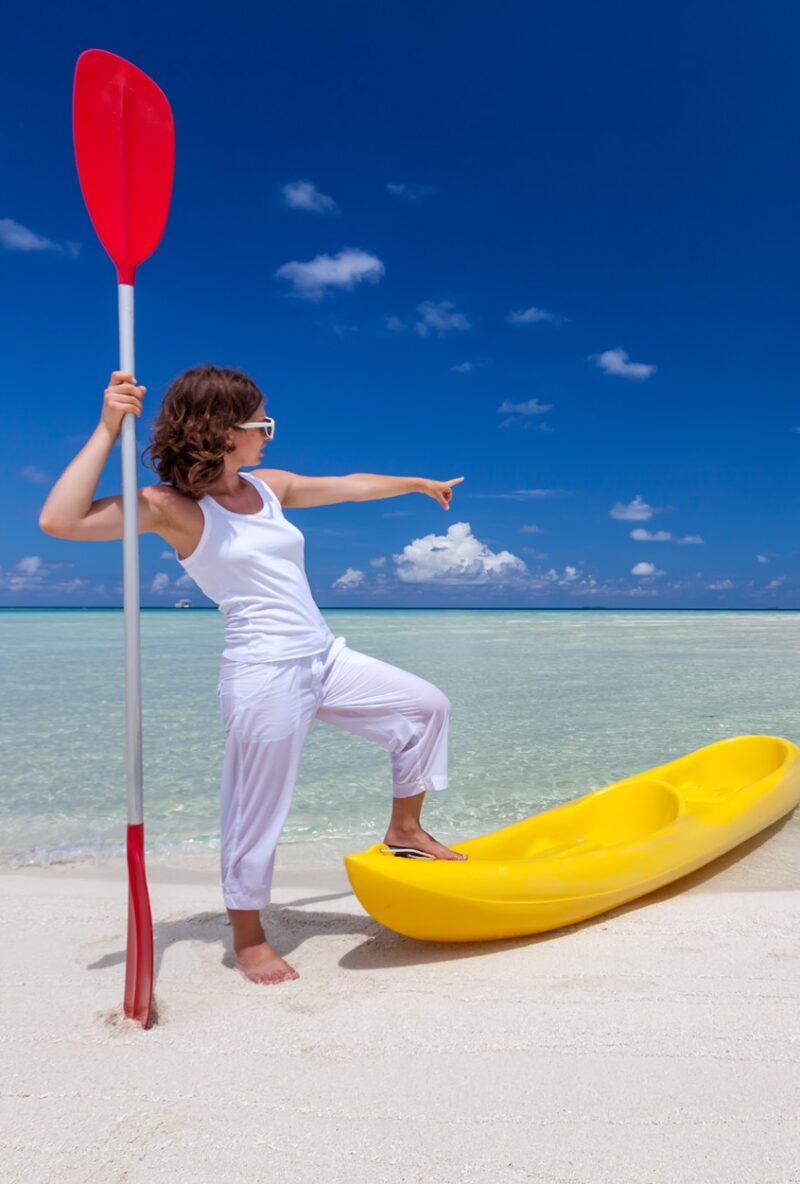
<box><xmin>85</xmin><ymin>889</ymin><xmax>367</xmax><ymax>983</ymax></box>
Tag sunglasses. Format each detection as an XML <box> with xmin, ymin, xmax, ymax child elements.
<box><xmin>235</xmin><ymin>417</ymin><xmax>276</xmax><ymax>441</ymax></box>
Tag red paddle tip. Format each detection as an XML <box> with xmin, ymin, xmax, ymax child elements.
<box><xmin>73</xmin><ymin>49</ymin><xmax>175</xmax><ymax>284</ymax></box>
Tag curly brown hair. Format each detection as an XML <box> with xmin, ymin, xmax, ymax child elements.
<box><xmin>142</xmin><ymin>364</ymin><xmax>265</xmax><ymax>499</ymax></box>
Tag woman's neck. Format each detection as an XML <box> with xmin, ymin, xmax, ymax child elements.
<box><xmin>209</xmin><ymin>470</ymin><xmax>247</xmax><ymax>498</ymax></box>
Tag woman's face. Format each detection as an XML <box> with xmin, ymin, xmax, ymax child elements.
<box><xmin>228</xmin><ymin>400</ymin><xmax>270</xmax><ymax>465</ymax></box>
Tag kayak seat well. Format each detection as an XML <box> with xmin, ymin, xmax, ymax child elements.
<box><xmin>521</xmin><ymin>779</ymin><xmax>681</xmax><ymax>859</ymax></box>
<box><xmin>676</xmin><ymin>781</ymin><xmax>740</xmax><ymax>805</ymax></box>
<box><xmin>671</xmin><ymin>735</ymin><xmax>791</xmax><ymax>807</ymax></box>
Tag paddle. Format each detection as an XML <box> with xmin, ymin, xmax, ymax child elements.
<box><xmin>73</xmin><ymin>49</ymin><xmax>175</xmax><ymax>1027</ymax></box>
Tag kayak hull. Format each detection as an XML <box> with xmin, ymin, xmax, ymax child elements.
<box><xmin>344</xmin><ymin>736</ymin><xmax>800</xmax><ymax>942</ymax></box>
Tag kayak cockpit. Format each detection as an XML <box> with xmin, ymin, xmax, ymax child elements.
<box><xmin>508</xmin><ymin>779</ymin><xmax>681</xmax><ymax>861</ymax></box>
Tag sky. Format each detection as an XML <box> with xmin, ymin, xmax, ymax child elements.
<box><xmin>2</xmin><ymin>0</ymin><xmax>798</xmax><ymax>608</ymax></box>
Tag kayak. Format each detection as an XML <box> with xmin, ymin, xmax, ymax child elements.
<box><xmin>344</xmin><ymin>735</ymin><xmax>800</xmax><ymax>942</ymax></box>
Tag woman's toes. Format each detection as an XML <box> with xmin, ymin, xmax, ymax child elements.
<box><xmin>234</xmin><ymin>942</ymin><xmax>299</xmax><ymax>985</ymax></box>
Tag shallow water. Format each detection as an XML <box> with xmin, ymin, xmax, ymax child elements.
<box><xmin>2</xmin><ymin>610</ymin><xmax>799</xmax><ymax>885</ymax></box>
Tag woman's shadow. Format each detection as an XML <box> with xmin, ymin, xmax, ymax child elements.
<box><xmin>86</xmin><ymin>814</ymin><xmax>796</xmax><ymax>985</ymax></box>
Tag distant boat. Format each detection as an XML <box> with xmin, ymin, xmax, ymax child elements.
<box><xmin>173</xmin><ymin>598</ymin><xmax>192</xmax><ymax>609</ymax></box>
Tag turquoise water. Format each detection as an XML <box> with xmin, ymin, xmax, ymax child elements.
<box><xmin>2</xmin><ymin>609</ymin><xmax>800</xmax><ymax>868</ymax></box>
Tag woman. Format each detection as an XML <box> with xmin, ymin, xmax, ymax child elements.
<box><xmin>39</xmin><ymin>365</ymin><xmax>467</xmax><ymax>986</ymax></box>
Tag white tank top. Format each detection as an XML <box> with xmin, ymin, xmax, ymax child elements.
<box><xmin>174</xmin><ymin>471</ymin><xmax>335</xmax><ymax>663</ymax></box>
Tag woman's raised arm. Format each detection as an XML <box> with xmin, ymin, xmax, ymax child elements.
<box><xmin>38</xmin><ymin>371</ymin><xmax>162</xmax><ymax>541</ymax></box>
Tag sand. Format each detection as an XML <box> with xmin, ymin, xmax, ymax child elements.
<box><xmin>2</xmin><ymin>828</ymin><xmax>800</xmax><ymax>1184</ymax></box>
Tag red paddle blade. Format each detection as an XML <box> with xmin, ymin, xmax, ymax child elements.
<box><xmin>124</xmin><ymin>824</ymin><xmax>154</xmax><ymax>1027</ymax></box>
<box><xmin>73</xmin><ymin>50</ymin><xmax>175</xmax><ymax>284</ymax></box>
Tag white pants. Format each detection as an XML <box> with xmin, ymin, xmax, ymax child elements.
<box><xmin>216</xmin><ymin>635</ymin><xmax>451</xmax><ymax>909</ymax></box>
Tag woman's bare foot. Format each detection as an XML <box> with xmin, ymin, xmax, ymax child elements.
<box><xmin>382</xmin><ymin>825</ymin><xmax>467</xmax><ymax>860</ymax></box>
<box><xmin>234</xmin><ymin>940</ymin><xmax>300</xmax><ymax>985</ymax></box>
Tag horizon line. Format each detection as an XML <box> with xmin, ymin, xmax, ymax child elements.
<box><xmin>2</xmin><ymin>606</ymin><xmax>799</xmax><ymax>613</ymax></box>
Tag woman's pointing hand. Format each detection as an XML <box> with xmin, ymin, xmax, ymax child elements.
<box><xmin>419</xmin><ymin>476</ymin><xmax>465</xmax><ymax>510</ymax></box>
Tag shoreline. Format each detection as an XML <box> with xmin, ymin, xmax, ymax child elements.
<box><xmin>4</xmin><ymin>809</ymin><xmax>800</xmax><ymax>888</ymax></box>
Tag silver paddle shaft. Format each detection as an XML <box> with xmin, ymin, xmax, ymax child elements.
<box><xmin>118</xmin><ymin>282</ymin><xmax>144</xmax><ymax>826</ymax></box>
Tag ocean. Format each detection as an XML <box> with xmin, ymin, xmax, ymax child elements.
<box><xmin>3</xmin><ymin>609</ymin><xmax>800</xmax><ymax>880</ymax></box>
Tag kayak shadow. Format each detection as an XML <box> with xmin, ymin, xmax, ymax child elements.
<box><xmin>338</xmin><ymin>811</ymin><xmax>797</xmax><ymax>970</ymax></box>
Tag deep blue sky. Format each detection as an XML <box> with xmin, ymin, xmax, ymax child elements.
<box><xmin>2</xmin><ymin>1</ymin><xmax>798</xmax><ymax>607</ymax></box>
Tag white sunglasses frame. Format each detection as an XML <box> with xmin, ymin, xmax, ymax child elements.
<box><xmin>235</xmin><ymin>416</ymin><xmax>275</xmax><ymax>440</ymax></box>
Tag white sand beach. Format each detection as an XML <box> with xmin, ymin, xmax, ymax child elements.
<box><xmin>3</xmin><ymin>827</ymin><xmax>800</xmax><ymax>1184</ymax></box>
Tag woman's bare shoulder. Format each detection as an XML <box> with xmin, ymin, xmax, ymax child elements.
<box><xmin>250</xmin><ymin>468</ymin><xmax>292</xmax><ymax>505</ymax></box>
<box><xmin>147</xmin><ymin>482</ymin><xmax>198</xmax><ymax>519</ymax></box>
<box><xmin>146</xmin><ymin>484</ymin><xmax>203</xmax><ymax>550</ymax></box>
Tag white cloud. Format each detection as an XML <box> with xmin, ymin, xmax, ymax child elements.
<box><xmin>21</xmin><ymin>465</ymin><xmax>49</xmax><ymax>484</ymax></box>
<box><xmin>499</xmin><ymin>419</ymin><xmax>553</xmax><ymax>432</ymax></box>
<box><xmin>757</xmin><ymin>554</ymin><xmax>769</xmax><ymax>564</ymax></box>
<box><xmin>451</xmin><ymin>362</ymin><xmax>474</xmax><ymax>373</ymax></box>
<box><xmin>521</xmin><ymin>524</ymin><xmax>542</xmax><ymax>534</ymax></box>
<box><xmin>392</xmin><ymin>521</ymin><xmax>528</xmax><ymax>585</ymax></box>
<box><xmin>611</xmin><ymin>495</ymin><xmax>661</xmax><ymax>521</ymax></box>
<box><xmin>332</xmin><ymin>567</ymin><xmax>365</xmax><ymax>590</ymax></box>
<box><xmin>281</xmin><ymin>180</ymin><xmax>338</xmax><ymax>214</ymax></box>
<box><xmin>369</xmin><ymin>556</ymin><xmax>387</xmax><ymax>568</ymax></box>
<box><xmin>148</xmin><ymin>571</ymin><xmax>196</xmax><ymax>595</ymax></box>
<box><xmin>507</xmin><ymin>307</ymin><xmax>560</xmax><ymax>325</ymax></box>
<box><xmin>529</xmin><ymin>564</ymin><xmax>600</xmax><ymax>592</ymax></box>
<box><xmin>18</xmin><ymin>556</ymin><xmax>43</xmax><ymax>574</ymax></box>
<box><xmin>0</xmin><ymin>218</ymin><xmax>81</xmax><ymax>258</ymax></box>
<box><xmin>386</xmin><ymin>182</ymin><xmax>436</xmax><ymax>202</ymax></box>
<box><xmin>630</xmin><ymin>528</ymin><xmax>704</xmax><ymax>544</ymax></box>
<box><xmin>1</xmin><ymin>218</ymin><xmax>58</xmax><ymax>253</ymax></box>
<box><xmin>385</xmin><ymin>315</ymin><xmax>406</xmax><ymax>332</ymax></box>
<box><xmin>478</xmin><ymin>488</ymin><xmax>566</xmax><ymax>500</ymax></box>
<box><xmin>593</xmin><ymin>348</ymin><xmax>656</xmax><ymax>380</ymax></box>
<box><xmin>497</xmin><ymin>397</ymin><xmax>552</xmax><ymax>417</ymax></box>
<box><xmin>414</xmin><ymin>300</ymin><xmax>471</xmax><ymax>337</ymax></box>
<box><xmin>0</xmin><ymin>556</ymin><xmax>88</xmax><ymax>594</ymax></box>
<box><xmin>276</xmin><ymin>248</ymin><xmax>385</xmax><ymax>300</ymax></box>
<box><xmin>324</xmin><ymin>319</ymin><xmax>359</xmax><ymax>337</ymax></box>
<box><xmin>632</xmin><ymin>562</ymin><xmax>664</xmax><ymax>577</ymax></box>
<box><xmin>497</xmin><ymin>397</ymin><xmax>554</xmax><ymax>432</ymax></box>
<box><xmin>707</xmin><ymin>579</ymin><xmax>734</xmax><ymax>591</ymax></box>
<box><xmin>766</xmin><ymin>576</ymin><xmax>786</xmax><ymax>590</ymax></box>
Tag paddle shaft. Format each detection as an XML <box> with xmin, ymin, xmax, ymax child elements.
<box><xmin>118</xmin><ymin>283</ymin><xmax>144</xmax><ymax>825</ymax></box>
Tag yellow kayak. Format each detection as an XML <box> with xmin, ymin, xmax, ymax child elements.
<box><xmin>344</xmin><ymin>735</ymin><xmax>800</xmax><ymax>942</ymax></box>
